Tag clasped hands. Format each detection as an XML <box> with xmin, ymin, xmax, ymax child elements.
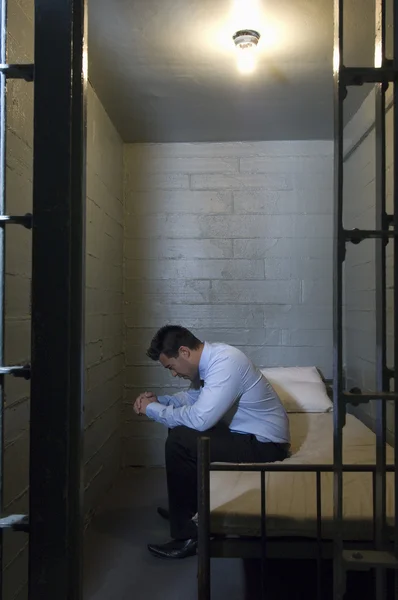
<box><xmin>133</xmin><ymin>391</ymin><xmax>158</xmax><ymax>416</ymax></box>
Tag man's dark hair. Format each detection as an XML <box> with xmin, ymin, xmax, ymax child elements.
<box><xmin>146</xmin><ymin>325</ymin><xmax>202</xmax><ymax>361</ymax></box>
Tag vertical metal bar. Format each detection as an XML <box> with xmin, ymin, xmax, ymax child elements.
<box><xmin>260</xmin><ymin>471</ymin><xmax>266</xmax><ymax>600</ymax></box>
<box><xmin>0</xmin><ymin>0</ymin><xmax>5</xmax><ymax>597</ymax></box>
<box><xmin>333</xmin><ymin>1</ymin><xmax>345</xmax><ymax>599</ymax></box>
<box><xmin>28</xmin><ymin>1</ymin><xmax>87</xmax><ymax>599</ymax></box>
<box><xmin>393</xmin><ymin>3</ymin><xmax>398</xmax><ymax>599</ymax></box>
<box><xmin>69</xmin><ymin>4</ymin><xmax>87</xmax><ymax>595</ymax></box>
<box><xmin>373</xmin><ymin>470</ymin><xmax>377</xmax><ymax>546</ymax></box>
<box><xmin>316</xmin><ymin>471</ymin><xmax>322</xmax><ymax>600</ymax></box>
<box><xmin>374</xmin><ymin>3</ymin><xmax>387</xmax><ymax>599</ymax></box>
<box><xmin>197</xmin><ymin>437</ymin><xmax>211</xmax><ymax>600</ymax></box>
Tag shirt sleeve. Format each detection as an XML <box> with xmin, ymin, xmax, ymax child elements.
<box><xmin>157</xmin><ymin>387</ymin><xmax>201</xmax><ymax>408</ymax></box>
<box><xmin>146</xmin><ymin>356</ymin><xmax>242</xmax><ymax>431</ymax></box>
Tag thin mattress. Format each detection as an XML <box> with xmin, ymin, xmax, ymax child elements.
<box><xmin>209</xmin><ymin>413</ymin><xmax>395</xmax><ymax>540</ymax></box>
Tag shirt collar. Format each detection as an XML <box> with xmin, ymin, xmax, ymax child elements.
<box><xmin>199</xmin><ymin>342</ymin><xmax>211</xmax><ymax>380</ymax></box>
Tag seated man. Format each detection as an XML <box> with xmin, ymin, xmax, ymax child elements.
<box><xmin>134</xmin><ymin>325</ymin><xmax>290</xmax><ymax>560</ymax></box>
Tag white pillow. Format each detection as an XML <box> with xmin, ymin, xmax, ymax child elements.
<box><xmin>260</xmin><ymin>366</ymin><xmax>333</xmax><ymax>413</ymax></box>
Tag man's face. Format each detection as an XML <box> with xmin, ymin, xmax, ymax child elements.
<box><xmin>159</xmin><ymin>348</ymin><xmax>199</xmax><ymax>383</ymax></box>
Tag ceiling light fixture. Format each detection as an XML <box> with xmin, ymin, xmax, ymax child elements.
<box><xmin>233</xmin><ymin>29</ymin><xmax>260</xmax><ymax>75</ymax></box>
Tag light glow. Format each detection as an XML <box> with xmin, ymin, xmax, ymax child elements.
<box><xmin>333</xmin><ymin>46</ymin><xmax>340</xmax><ymax>75</ymax></box>
<box><xmin>236</xmin><ymin>40</ymin><xmax>257</xmax><ymax>74</ymax></box>
<box><xmin>375</xmin><ymin>40</ymin><xmax>382</xmax><ymax>68</ymax></box>
<box><xmin>232</xmin><ymin>0</ymin><xmax>261</xmax><ymax>30</ymax></box>
<box><xmin>231</xmin><ymin>0</ymin><xmax>261</xmax><ymax>75</ymax></box>
<box><xmin>83</xmin><ymin>45</ymin><xmax>88</xmax><ymax>81</ymax></box>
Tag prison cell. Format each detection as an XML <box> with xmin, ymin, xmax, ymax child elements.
<box><xmin>0</xmin><ymin>0</ymin><xmax>396</xmax><ymax>599</ymax></box>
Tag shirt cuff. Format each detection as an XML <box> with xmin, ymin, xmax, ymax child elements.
<box><xmin>146</xmin><ymin>402</ymin><xmax>165</xmax><ymax>421</ymax></box>
<box><xmin>157</xmin><ymin>395</ymin><xmax>169</xmax><ymax>406</ymax></box>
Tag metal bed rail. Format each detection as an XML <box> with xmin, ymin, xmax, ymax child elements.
<box><xmin>197</xmin><ymin>442</ymin><xmax>397</xmax><ymax>600</ymax></box>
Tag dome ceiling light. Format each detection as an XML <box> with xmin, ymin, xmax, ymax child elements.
<box><xmin>233</xmin><ymin>29</ymin><xmax>261</xmax><ymax>75</ymax></box>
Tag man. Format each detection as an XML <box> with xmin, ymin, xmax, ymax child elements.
<box><xmin>134</xmin><ymin>325</ymin><xmax>290</xmax><ymax>560</ymax></box>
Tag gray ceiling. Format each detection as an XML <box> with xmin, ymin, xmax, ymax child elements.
<box><xmin>87</xmin><ymin>0</ymin><xmax>377</xmax><ymax>143</ymax></box>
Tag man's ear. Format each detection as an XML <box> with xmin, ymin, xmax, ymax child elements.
<box><xmin>179</xmin><ymin>346</ymin><xmax>190</xmax><ymax>359</ymax></box>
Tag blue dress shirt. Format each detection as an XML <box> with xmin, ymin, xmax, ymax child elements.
<box><xmin>146</xmin><ymin>342</ymin><xmax>290</xmax><ymax>444</ymax></box>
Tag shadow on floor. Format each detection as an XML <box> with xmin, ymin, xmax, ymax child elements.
<box><xmin>84</xmin><ymin>468</ymin><xmax>393</xmax><ymax>600</ymax></box>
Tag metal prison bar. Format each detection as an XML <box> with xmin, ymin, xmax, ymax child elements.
<box><xmin>0</xmin><ymin>1</ymin><xmax>87</xmax><ymax>600</ymax></box>
<box><xmin>334</xmin><ymin>0</ymin><xmax>398</xmax><ymax>598</ymax></box>
<box><xmin>29</xmin><ymin>0</ymin><xmax>87</xmax><ymax>598</ymax></box>
<box><xmin>197</xmin><ymin>1</ymin><xmax>398</xmax><ymax>599</ymax></box>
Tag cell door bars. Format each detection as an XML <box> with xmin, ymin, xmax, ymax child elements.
<box><xmin>0</xmin><ymin>1</ymin><xmax>87</xmax><ymax>599</ymax></box>
<box><xmin>333</xmin><ymin>0</ymin><xmax>398</xmax><ymax>599</ymax></box>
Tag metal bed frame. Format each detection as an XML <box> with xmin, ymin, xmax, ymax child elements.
<box><xmin>197</xmin><ymin>1</ymin><xmax>398</xmax><ymax>599</ymax></box>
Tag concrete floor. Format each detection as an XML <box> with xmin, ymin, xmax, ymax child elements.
<box><xmin>84</xmin><ymin>468</ymin><xmax>250</xmax><ymax>600</ymax></box>
<box><xmin>84</xmin><ymin>469</ymin><xmax>390</xmax><ymax>600</ymax></box>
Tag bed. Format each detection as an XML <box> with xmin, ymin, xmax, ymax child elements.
<box><xmin>197</xmin><ymin>367</ymin><xmax>397</xmax><ymax>599</ymax></box>
<box><xmin>209</xmin><ymin>411</ymin><xmax>395</xmax><ymax>541</ymax></box>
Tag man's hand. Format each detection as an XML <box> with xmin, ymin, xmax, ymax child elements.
<box><xmin>134</xmin><ymin>391</ymin><xmax>157</xmax><ymax>415</ymax></box>
<box><xmin>138</xmin><ymin>396</ymin><xmax>156</xmax><ymax>415</ymax></box>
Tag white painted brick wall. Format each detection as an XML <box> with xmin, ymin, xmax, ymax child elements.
<box><xmin>128</xmin><ymin>190</ymin><xmax>233</xmax><ymax>215</ymax></box>
<box><xmin>233</xmin><ymin>238</ymin><xmax>333</xmax><ymax>261</ymax></box>
<box><xmin>233</xmin><ymin>189</ymin><xmax>333</xmax><ymax>215</ymax></box>
<box><xmin>125</xmin><ymin>258</ymin><xmax>265</xmax><ymax>280</ymax></box>
<box><xmin>210</xmin><ymin>280</ymin><xmax>301</xmax><ymax>304</ymax></box>
<box><xmin>123</xmin><ymin>140</ymin><xmax>334</xmax><ymax>467</ymax></box>
<box><xmin>190</xmin><ymin>172</ymin><xmax>293</xmax><ymax>190</ymax></box>
<box><xmin>125</xmin><ymin>238</ymin><xmax>233</xmax><ymax>260</ymax></box>
<box><xmin>343</xmin><ymin>85</ymin><xmax>395</xmax><ymax>442</ymax></box>
<box><xmin>125</xmin><ymin>213</ymin><xmax>333</xmax><ymax>240</ymax></box>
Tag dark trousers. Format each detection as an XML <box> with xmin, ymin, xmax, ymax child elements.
<box><xmin>165</xmin><ymin>424</ymin><xmax>289</xmax><ymax>540</ymax></box>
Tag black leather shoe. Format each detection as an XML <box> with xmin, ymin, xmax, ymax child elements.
<box><xmin>157</xmin><ymin>506</ymin><xmax>169</xmax><ymax>520</ymax></box>
<box><xmin>148</xmin><ymin>538</ymin><xmax>197</xmax><ymax>559</ymax></box>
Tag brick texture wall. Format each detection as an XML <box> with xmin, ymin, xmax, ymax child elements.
<box><xmin>84</xmin><ymin>84</ymin><xmax>124</xmax><ymax>519</ymax></box>
<box><xmin>344</xmin><ymin>86</ymin><xmax>395</xmax><ymax>443</ymax></box>
<box><xmin>3</xmin><ymin>1</ymin><xmax>34</xmax><ymax>598</ymax></box>
<box><xmin>3</xmin><ymin>2</ymin><xmax>124</xmax><ymax>597</ymax></box>
<box><xmin>123</xmin><ymin>141</ymin><xmax>334</xmax><ymax>467</ymax></box>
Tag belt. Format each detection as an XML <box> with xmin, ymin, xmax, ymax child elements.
<box><xmin>278</xmin><ymin>442</ymin><xmax>291</xmax><ymax>451</ymax></box>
